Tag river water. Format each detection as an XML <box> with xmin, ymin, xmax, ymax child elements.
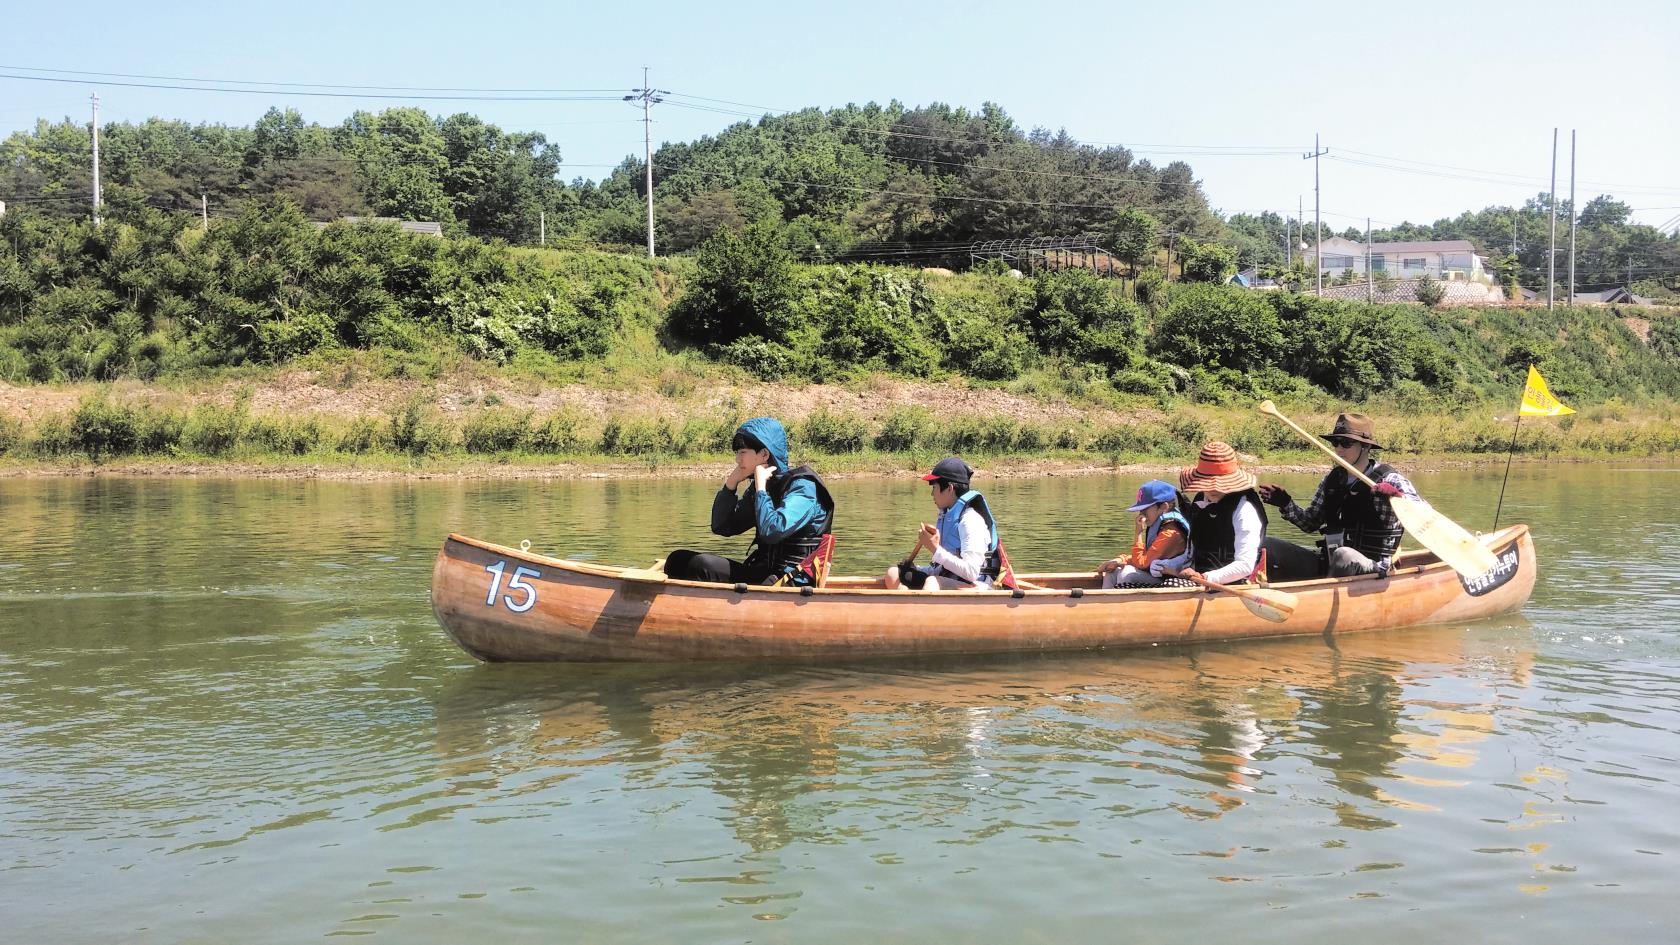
<box><xmin>2</xmin><ymin>465</ymin><xmax>1677</xmax><ymax>943</ymax></box>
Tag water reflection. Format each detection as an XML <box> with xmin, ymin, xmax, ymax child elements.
<box><xmin>431</xmin><ymin>623</ymin><xmax>1537</xmax><ymax>870</ymax></box>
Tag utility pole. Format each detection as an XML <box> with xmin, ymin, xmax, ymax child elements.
<box><xmin>90</xmin><ymin>93</ymin><xmax>102</xmax><ymax>225</ymax></box>
<box><xmin>1567</xmin><ymin>129</ymin><xmax>1577</xmax><ymax>306</ymax></box>
<box><xmin>1366</xmin><ymin>217</ymin><xmax>1373</xmax><ymax>302</ymax></box>
<box><xmin>1629</xmin><ymin>256</ymin><xmax>1635</xmax><ymax>290</ymax></box>
<box><xmin>623</xmin><ymin>67</ymin><xmax>665</xmax><ymax>258</ymax></box>
<box><xmin>1303</xmin><ymin>136</ymin><xmax>1327</xmax><ymax>296</ymax></box>
<box><xmin>1547</xmin><ymin>128</ymin><xmax>1558</xmax><ymax>310</ymax></box>
<box><xmin>201</xmin><ymin>194</ymin><xmax>208</xmax><ymax>230</ymax></box>
<box><xmin>1284</xmin><ymin>214</ymin><xmax>1291</xmax><ymax>268</ymax></box>
<box><xmin>539</xmin><ymin>209</ymin><xmax>546</xmax><ymax>246</ymax></box>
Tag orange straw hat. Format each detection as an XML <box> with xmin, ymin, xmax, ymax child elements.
<box><xmin>1179</xmin><ymin>440</ymin><xmax>1257</xmax><ymax>494</ymax></box>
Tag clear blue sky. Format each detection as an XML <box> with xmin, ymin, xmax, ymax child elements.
<box><xmin>4</xmin><ymin>0</ymin><xmax>1678</xmax><ymax>232</ymax></box>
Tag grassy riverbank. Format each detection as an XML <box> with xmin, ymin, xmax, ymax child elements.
<box><xmin>4</xmin><ymin>358</ymin><xmax>1677</xmax><ymax>479</ymax></box>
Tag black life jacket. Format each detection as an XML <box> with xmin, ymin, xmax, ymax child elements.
<box><xmin>1185</xmin><ymin>489</ymin><xmax>1269</xmax><ymax>575</ymax></box>
<box><xmin>1317</xmin><ymin>462</ymin><xmax>1403</xmax><ymax>560</ymax></box>
<box><xmin>744</xmin><ymin>465</ymin><xmax>835</xmax><ymax>580</ymax></box>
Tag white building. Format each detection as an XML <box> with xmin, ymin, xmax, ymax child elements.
<box><xmin>1305</xmin><ymin>237</ymin><xmax>1491</xmax><ymax>283</ymax></box>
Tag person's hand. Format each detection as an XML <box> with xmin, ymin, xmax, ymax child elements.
<box><xmin>1097</xmin><ymin>557</ymin><xmax>1123</xmax><ymax>575</ymax></box>
<box><xmin>1373</xmin><ymin>482</ymin><xmax>1403</xmax><ymax>498</ymax></box>
<box><xmin>1134</xmin><ymin>511</ymin><xmax>1148</xmax><ymax>534</ymax></box>
<box><xmin>1173</xmin><ymin>566</ymin><xmax>1200</xmax><ymax>582</ymax></box>
<box><xmin>1258</xmin><ymin>483</ymin><xmax>1291</xmax><ymax>507</ymax></box>
<box><xmin>753</xmin><ymin>463</ymin><xmax>776</xmax><ymax>492</ymax></box>
<box><xmin>1148</xmin><ymin>559</ymin><xmax>1167</xmax><ymax>578</ymax></box>
<box><xmin>724</xmin><ymin>466</ymin><xmax>748</xmax><ymax>489</ymax></box>
<box><xmin>918</xmin><ymin>522</ymin><xmax>940</xmax><ymax>552</ymax></box>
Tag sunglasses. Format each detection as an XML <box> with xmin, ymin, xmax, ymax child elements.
<box><xmin>1327</xmin><ymin>436</ymin><xmax>1360</xmax><ymax>448</ymax></box>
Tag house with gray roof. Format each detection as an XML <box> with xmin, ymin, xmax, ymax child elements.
<box><xmin>1303</xmin><ymin>236</ymin><xmax>1491</xmax><ymax>284</ymax></box>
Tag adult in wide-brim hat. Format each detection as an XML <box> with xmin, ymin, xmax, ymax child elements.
<box><xmin>1259</xmin><ymin>410</ymin><xmax>1422</xmax><ymax>581</ymax></box>
<box><xmin>1323</xmin><ymin>412</ymin><xmax>1384</xmax><ymax>450</ymax></box>
<box><xmin>1179</xmin><ymin>440</ymin><xmax>1257</xmax><ymax>495</ymax></box>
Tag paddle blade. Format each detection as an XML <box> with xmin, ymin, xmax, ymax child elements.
<box><xmin>1240</xmin><ymin>588</ymin><xmax>1296</xmax><ymax>623</ymax></box>
<box><xmin>1390</xmin><ymin>497</ymin><xmax>1499</xmax><ymax>578</ymax></box>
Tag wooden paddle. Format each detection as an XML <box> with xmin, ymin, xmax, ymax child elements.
<box><xmin>1171</xmin><ymin>569</ymin><xmax>1297</xmax><ymax>623</ymax></box>
<box><xmin>620</xmin><ymin>558</ymin><xmax>669</xmax><ymax>583</ymax></box>
<box><xmin>1257</xmin><ymin>400</ymin><xmax>1499</xmax><ymax>579</ymax></box>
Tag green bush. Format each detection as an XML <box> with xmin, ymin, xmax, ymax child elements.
<box><xmin>1089</xmin><ymin>423</ymin><xmax>1170</xmax><ymax>458</ymax></box>
<box><xmin>0</xmin><ymin>414</ymin><xmax>22</xmax><ymax>454</ymax></box>
<box><xmin>666</xmin><ymin>224</ymin><xmax>799</xmax><ymax>346</ymax></box>
<box><xmin>245</xmin><ymin>415</ymin><xmax>324</xmax><ymax>455</ymax></box>
<box><xmin>388</xmin><ymin>400</ymin><xmax>453</xmax><ymax>456</ymax></box>
<box><xmin>134</xmin><ymin>407</ymin><xmax>186</xmax><ymax>454</ymax></box>
<box><xmin>183</xmin><ymin>403</ymin><xmax>248</xmax><ymax>456</ymax></box>
<box><xmin>529</xmin><ymin>411</ymin><xmax>583</xmax><ymax>453</ymax></box>
<box><xmin>1153</xmin><ymin>284</ymin><xmax>1283</xmax><ymax>373</ymax></box>
<box><xmin>798</xmin><ymin>409</ymin><xmax>869</xmax><ymax>454</ymax></box>
<box><xmin>677</xmin><ymin>416</ymin><xmax>734</xmax><ymax>455</ymax></box>
<box><xmin>461</xmin><ymin>409</ymin><xmax>532</xmax><ymax>454</ymax></box>
<box><xmin>600</xmin><ymin>415</ymin><xmax>676</xmax><ymax>455</ymax></box>
<box><xmin>335</xmin><ymin>417</ymin><xmax>388</xmax><ymax>454</ymax></box>
<box><xmin>940</xmin><ymin>416</ymin><xmax>1019</xmax><ymax>453</ymax></box>
<box><xmin>30</xmin><ymin>415</ymin><xmax>75</xmax><ymax>456</ymax></box>
<box><xmin>68</xmin><ymin>397</ymin><xmax>140</xmax><ymax>459</ymax></box>
<box><xmin>874</xmin><ymin>405</ymin><xmax>933</xmax><ymax>451</ymax></box>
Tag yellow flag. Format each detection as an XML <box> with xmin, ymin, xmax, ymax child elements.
<box><xmin>1520</xmin><ymin>365</ymin><xmax>1575</xmax><ymax>417</ymax></box>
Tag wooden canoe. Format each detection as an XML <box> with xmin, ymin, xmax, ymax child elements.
<box><xmin>430</xmin><ymin>524</ymin><xmax>1536</xmax><ymax>663</ymax></box>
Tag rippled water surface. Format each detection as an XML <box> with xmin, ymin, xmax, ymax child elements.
<box><xmin>2</xmin><ymin>465</ymin><xmax>1678</xmax><ymax>943</ymax></box>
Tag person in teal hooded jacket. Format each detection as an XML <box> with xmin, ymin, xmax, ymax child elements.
<box><xmin>665</xmin><ymin>417</ymin><xmax>835</xmax><ymax>586</ymax></box>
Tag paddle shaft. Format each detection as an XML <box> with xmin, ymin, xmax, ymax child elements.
<box><xmin>1258</xmin><ymin>401</ymin><xmax>1377</xmax><ymax>488</ymax></box>
<box><xmin>1176</xmin><ymin>570</ymin><xmax>1278</xmax><ymax>608</ymax></box>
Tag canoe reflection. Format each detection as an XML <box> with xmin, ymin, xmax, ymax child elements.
<box><xmin>431</xmin><ymin>620</ymin><xmax>1534</xmax><ymax>850</ymax></box>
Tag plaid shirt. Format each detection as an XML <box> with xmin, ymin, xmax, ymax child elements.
<box><xmin>1280</xmin><ymin>463</ymin><xmax>1419</xmax><ymax>562</ymax></box>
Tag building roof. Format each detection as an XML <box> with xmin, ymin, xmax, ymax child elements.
<box><xmin>1367</xmin><ymin>240</ymin><xmax>1477</xmax><ymax>254</ymax></box>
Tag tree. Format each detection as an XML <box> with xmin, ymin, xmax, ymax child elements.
<box><xmin>1152</xmin><ymin>285</ymin><xmax>1283</xmax><ymax>372</ymax></box>
<box><xmin>665</xmin><ymin>223</ymin><xmax>799</xmax><ymax>346</ymax></box>
<box><xmin>1106</xmin><ymin>207</ymin><xmax>1159</xmax><ymax>277</ymax></box>
<box><xmin>1413</xmin><ymin>273</ymin><xmax>1445</xmax><ymax>307</ymax></box>
<box><xmin>1180</xmin><ymin>240</ymin><xmax>1237</xmax><ymax>283</ymax></box>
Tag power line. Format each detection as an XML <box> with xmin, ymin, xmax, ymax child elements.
<box><xmin>0</xmin><ymin>64</ymin><xmax>628</xmax><ymax>94</ymax></box>
<box><xmin>0</xmin><ymin>71</ymin><xmax>628</xmax><ymax>102</ymax></box>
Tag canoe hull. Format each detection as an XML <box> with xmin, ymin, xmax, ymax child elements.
<box><xmin>430</xmin><ymin>526</ymin><xmax>1537</xmax><ymax>663</ymax></box>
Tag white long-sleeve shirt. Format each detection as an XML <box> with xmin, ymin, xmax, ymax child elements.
<box><xmin>925</xmin><ymin>507</ymin><xmax>992</xmax><ymax>586</ymax></box>
<box><xmin>1201</xmin><ymin>498</ymin><xmax>1263</xmax><ymax>585</ymax></box>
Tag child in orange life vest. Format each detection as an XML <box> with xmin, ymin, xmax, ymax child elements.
<box><xmin>1097</xmin><ymin>479</ymin><xmax>1192</xmax><ymax>588</ymax></box>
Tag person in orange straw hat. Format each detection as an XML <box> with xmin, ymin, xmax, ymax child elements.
<box><xmin>1170</xmin><ymin>440</ymin><xmax>1268</xmax><ymax>586</ymax></box>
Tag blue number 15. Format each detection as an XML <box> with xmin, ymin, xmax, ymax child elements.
<box><xmin>483</xmin><ymin>560</ymin><xmax>541</xmax><ymax>613</ymax></box>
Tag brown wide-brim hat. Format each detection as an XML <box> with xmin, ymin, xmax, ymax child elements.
<box><xmin>1179</xmin><ymin>440</ymin><xmax>1257</xmax><ymax>494</ymax></box>
<box><xmin>1323</xmin><ymin>412</ymin><xmax>1384</xmax><ymax>449</ymax></box>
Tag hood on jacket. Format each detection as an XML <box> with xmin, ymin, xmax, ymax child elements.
<box><xmin>737</xmin><ymin>417</ymin><xmax>790</xmax><ymax>473</ymax></box>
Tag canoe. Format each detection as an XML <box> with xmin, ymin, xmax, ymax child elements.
<box><xmin>429</xmin><ymin>524</ymin><xmax>1536</xmax><ymax>663</ymax></box>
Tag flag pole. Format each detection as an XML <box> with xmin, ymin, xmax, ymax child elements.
<box><xmin>1492</xmin><ymin>413</ymin><xmax>1521</xmax><ymax>532</ymax></box>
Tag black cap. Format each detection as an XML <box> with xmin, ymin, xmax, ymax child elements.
<box><xmin>921</xmin><ymin>456</ymin><xmax>973</xmax><ymax>486</ymax></box>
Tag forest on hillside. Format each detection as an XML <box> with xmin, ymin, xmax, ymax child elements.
<box><xmin>3</xmin><ymin>102</ymin><xmax>1677</xmax><ymax>297</ymax></box>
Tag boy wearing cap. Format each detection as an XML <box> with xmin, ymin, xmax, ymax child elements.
<box><xmin>884</xmin><ymin>456</ymin><xmax>1004</xmax><ymax>592</ymax></box>
<box><xmin>1097</xmin><ymin>479</ymin><xmax>1192</xmax><ymax>588</ymax></box>
<box><xmin>1175</xmin><ymin>441</ymin><xmax>1269</xmax><ymax>586</ymax></box>
<box><xmin>1258</xmin><ymin>412</ymin><xmax>1420</xmax><ymax>579</ymax></box>
<box><xmin>665</xmin><ymin>417</ymin><xmax>834</xmax><ymax>586</ymax></box>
